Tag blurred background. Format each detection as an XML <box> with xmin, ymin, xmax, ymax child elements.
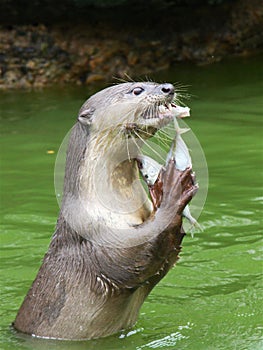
<box><xmin>0</xmin><ymin>0</ymin><xmax>262</xmax><ymax>88</ymax></box>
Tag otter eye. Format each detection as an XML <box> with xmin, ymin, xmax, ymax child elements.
<box><xmin>132</xmin><ymin>87</ymin><xmax>144</xmax><ymax>96</ymax></box>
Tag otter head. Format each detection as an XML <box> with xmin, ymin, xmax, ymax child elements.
<box><xmin>77</xmin><ymin>82</ymin><xmax>177</xmax><ymax>138</ymax></box>
<box><xmin>63</xmin><ymin>82</ymin><xmax>179</xmax><ymax>236</ymax></box>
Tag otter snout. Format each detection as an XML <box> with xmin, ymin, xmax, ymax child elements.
<box><xmin>159</xmin><ymin>83</ymin><xmax>175</xmax><ymax>97</ymax></box>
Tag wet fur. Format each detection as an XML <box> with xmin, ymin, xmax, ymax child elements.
<box><xmin>14</xmin><ymin>82</ymin><xmax>197</xmax><ymax>340</ymax></box>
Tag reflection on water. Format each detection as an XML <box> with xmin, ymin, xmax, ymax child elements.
<box><xmin>1</xmin><ymin>55</ymin><xmax>263</xmax><ymax>350</ymax></box>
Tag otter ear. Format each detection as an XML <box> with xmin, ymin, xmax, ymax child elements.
<box><xmin>78</xmin><ymin>107</ymin><xmax>95</xmax><ymax>126</ymax></box>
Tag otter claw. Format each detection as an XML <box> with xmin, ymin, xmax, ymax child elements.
<box><xmin>149</xmin><ymin>177</ymin><xmax>163</xmax><ymax>210</ymax></box>
<box><xmin>191</xmin><ymin>171</ymin><xmax>196</xmax><ymax>184</ymax></box>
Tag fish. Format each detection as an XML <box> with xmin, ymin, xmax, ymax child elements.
<box><xmin>137</xmin><ymin>105</ymin><xmax>201</xmax><ymax>234</ymax></box>
<box><xmin>136</xmin><ymin>154</ymin><xmax>162</xmax><ymax>186</ymax></box>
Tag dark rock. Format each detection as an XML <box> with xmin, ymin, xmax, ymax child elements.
<box><xmin>0</xmin><ymin>0</ymin><xmax>262</xmax><ymax>90</ymax></box>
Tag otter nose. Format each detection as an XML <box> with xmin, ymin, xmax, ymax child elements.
<box><xmin>159</xmin><ymin>83</ymin><xmax>175</xmax><ymax>96</ymax></box>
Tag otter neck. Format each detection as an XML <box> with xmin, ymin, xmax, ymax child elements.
<box><xmin>79</xmin><ymin>131</ymin><xmax>152</xmax><ymax>227</ymax></box>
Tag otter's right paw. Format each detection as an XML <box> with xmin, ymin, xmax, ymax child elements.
<box><xmin>159</xmin><ymin>159</ymin><xmax>198</xmax><ymax>217</ymax></box>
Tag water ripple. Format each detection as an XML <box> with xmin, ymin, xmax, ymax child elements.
<box><xmin>201</xmin><ymin>215</ymin><xmax>259</xmax><ymax>230</ymax></box>
<box><xmin>137</xmin><ymin>325</ymin><xmax>192</xmax><ymax>349</ymax></box>
<box><xmin>3</xmin><ymin>214</ymin><xmax>55</xmax><ymax>225</ymax></box>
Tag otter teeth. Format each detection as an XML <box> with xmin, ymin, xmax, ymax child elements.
<box><xmin>158</xmin><ymin>104</ymin><xmax>172</xmax><ymax>114</ymax></box>
<box><xmin>159</xmin><ymin>103</ymin><xmax>190</xmax><ymax>118</ymax></box>
<box><xmin>149</xmin><ymin>104</ymin><xmax>190</xmax><ymax>125</ymax></box>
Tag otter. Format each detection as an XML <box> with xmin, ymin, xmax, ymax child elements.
<box><xmin>14</xmin><ymin>82</ymin><xmax>198</xmax><ymax>340</ymax></box>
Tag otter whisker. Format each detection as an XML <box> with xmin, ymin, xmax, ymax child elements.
<box><xmin>155</xmin><ymin>134</ymin><xmax>173</xmax><ymax>151</ymax></box>
<box><xmin>156</xmin><ymin>129</ymin><xmax>174</xmax><ymax>141</ymax></box>
<box><xmin>137</xmin><ymin>128</ymin><xmax>154</xmax><ymax>139</ymax></box>
<box><xmin>129</xmin><ymin>133</ymin><xmax>143</xmax><ymax>156</ymax></box>
<box><xmin>173</xmin><ymin>83</ymin><xmax>192</xmax><ymax>100</ymax></box>
<box><xmin>161</xmin><ymin>126</ymin><xmax>175</xmax><ymax>132</ymax></box>
<box><xmin>142</xmin><ymin>125</ymin><xmax>174</xmax><ymax>140</ymax></box>
<box><xmin>125</xmin><ymin>133</ymin><xmax>132</xmax><ymax>162</ymax></box>
<box><xmin>173</xmin><ymin>93</ymin><xmax>193</xmax><ymax>107</ymax></box>
<box><xmin>173</xmin><ymin>82</ymin><xmax>190</xmax><ymax>91</ymax></box>
<box><xmin>137</xmin><ymin>128</ymin><xmax>171</xmax><ymax>151</ymax></box>
<box><xmin>113</xmin><ymin>74</ymin><xmax>135</xmax><ymax>84</ymax></box>
<box><xmin>133</xmin><ymin>129</ymin><xmax>166</xmax><ymax>162</ymax></box>
<box><xmin>150</xmin><ymin>103</ymin><xmax>158</xmax><ymax>116</ymax></box>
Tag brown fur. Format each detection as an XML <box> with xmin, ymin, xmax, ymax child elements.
<box><xmin>14</xmin><ymin>82</ymin><xmax>197</xmax><ymax>340</ymax></box>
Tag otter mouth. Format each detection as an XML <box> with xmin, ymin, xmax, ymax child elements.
<box><xmin>142</xmin><ymin>102</ymin><xmax>187</xmax><ymax>129</ymax></box>
<box><xmin>122</xmin><ymin>102</ymin><xmax>190</xmax><ymax>138</ymax></box>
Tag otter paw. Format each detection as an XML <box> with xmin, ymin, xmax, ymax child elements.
<box><xmin>159</xmin><ymin>160</ymin><xmax>196</xmax><ymax>215</ymax></box>
<box><xmin>149</xmin><ymin>176</ymin><xmax>163</xmax><ymax>210</ymax></box>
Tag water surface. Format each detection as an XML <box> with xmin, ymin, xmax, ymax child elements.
<box><xmin>1</xmin><ymin>55</ymin><xmax>262</xmax><ymax>349</ymax></box>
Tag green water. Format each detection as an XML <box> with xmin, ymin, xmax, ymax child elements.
<box><xmin>1</xmin><ymin>56</ymin><xmax>262</xmax><ymax>350</ymax></box>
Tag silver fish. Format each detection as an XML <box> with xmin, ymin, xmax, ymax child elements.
<box><xmin>138</xmin><ymin>105</ymin><xmax>201</xmax><ymax>233</ymax></box>
<box><xmin>137</xmin><ymin>154</ymin><xmax>162</xmax><ymax>186</ymax></box>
